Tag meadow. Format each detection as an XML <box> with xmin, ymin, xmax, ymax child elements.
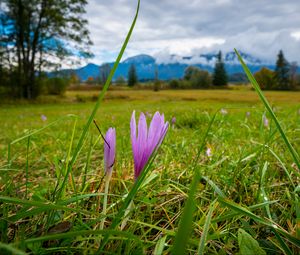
<box><xmin>0</xmin><ymin>89</ymin><xmax>300</xmax><ymax>254</ymax></box>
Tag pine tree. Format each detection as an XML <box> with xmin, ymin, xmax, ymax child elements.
<box><xmin>213</xmin><ymin>51</ymin><xmax>228</xmax><ymax>86</ymax></box>
<box><xmin>128</xmin><ymin>64</ymin><xmax>138</xmax><ymax>87</ymax></box>
<box><xmin>274</xmin><ymin>50</ymin><xmax>290</xmax><ymax>90</ymax></box>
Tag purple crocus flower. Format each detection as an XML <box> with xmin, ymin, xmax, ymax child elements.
<box><xmin>130</xmin><ymin>111</ymin><xmax>169</xmax><ymax>180</ymax></box>
<box><xmin>220</xmin><ymin>108</ymin><xmax>228</xmax><ymax>115</ymax></box>
<box><xmin>41</xmin><ymin>114</ymin><xmax>47</xmax><ymax>121</ymax></box>
<box><xmin>104</xmin><ymin>128</ymin><xmax>116</xmax><ymax>175</ymax></box>
<box><xmin>206</xmin><ymin>147</ymin><xmax>212</xmax><ymax>157</ymax></box>
<box><xmin>263</xmin><ymin>114</ymin><xmax>269</xmax><ymax>128</ymax></box>
<box><xmin>171</xmin><ymin>116</ymin><xmax>176</xmax><ymax>128</ymax></box>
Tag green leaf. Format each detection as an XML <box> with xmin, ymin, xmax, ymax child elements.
<box><xmin>198</xmin><ymin>200</ymin><xmax>217</xmax><ymax>255</ymax></box>
<box><xmin>238</xmin><ymin>229</ymin><xmax>266</xmax><ymax>255</ymax></box>
<box><xmin>219</xmin><ymin>198</ymin><xmax>300</xmax><ymax>248</ymax></box>
<box><xmin>154</xmin><ymin>235</ymin><xmax>167</xmax><ymax>255</ymax></box>
<box><xmin>0</xmin><ymin>242</ymin><xmax>27</xmax><ymax>255</ymax></box>
<box><xmin>171</xmin><ymin>113</ymin><xmax>217</xmax><ymax>255</ymax></box>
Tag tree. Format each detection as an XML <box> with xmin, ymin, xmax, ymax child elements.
<box><xmin>100</xmin><ymin>63</ymin><xmax>111</xmax><ymax>85</ymax></box>
<box><xmin>183</xmin><ymin>66</ymin><xmax>212</xmax><ymax>88</ymax></box>
<box><xmin>254</xmin><ymin>67</ymin><xmax>275</xmax><ymax>90</ymax></box>
<box><xmin>0</xmin><ymin>0</ymin><xmax>92</xmax><ymax>99</ymax></box>
<box><xmin>128</xmin><ymin>64</ymin><xmax>137</xmax><ymax>87</ymax></box>
<box><xmin>274</xmin><ymin>50</ymin><xmax>290</xmax><ymax>90</ymax></box>
<box><xmin>183</xmin><ymin>66</ymin><xmax>198</xmax><ymax>81</ymax></box>
<box><xmin>190</xmin><ymin>69</ymin><xmax>211</xmax><ymax>88</ymax></box>
<box><xmin>169</xmin><ymin>79</ymin><xmax>180</xmax><ymax>89</ymax></box>
<box><xmin>213</xmin><ymin>51</ymin><xmax>228</xmax><ymax>86</ymax></box>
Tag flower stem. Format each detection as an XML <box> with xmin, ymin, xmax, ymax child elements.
<box><xmin>100</xmin><ymin>170</ymin><xmax>112</xmax><ymax>230</ymax></box>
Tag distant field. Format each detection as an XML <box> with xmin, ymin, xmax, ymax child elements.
<box><xmin>1</xmin><ymin>89</ymin><xmax>299</xmax><ymax>146</ymax></box>
<box><xmin>1</xmin><ymin>89</ymin><xmax>300</xmax><ymax>253</ymax></box>
<box><xmin>67</xmin><ymin>89</ymin><xmax>300</xmax><ymax>104</ymax></box>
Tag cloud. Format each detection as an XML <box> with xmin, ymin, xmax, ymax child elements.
<box><xmin>291</xmin><ymin>31</ymin><xmax>300</xmax><ymax>41</ymax></box>
<box><xmin>83</xmin><ymin>0</ymin><xmax>300</xmax><ymax>65</ymax></box>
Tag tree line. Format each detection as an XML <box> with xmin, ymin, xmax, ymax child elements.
<box><xmin>124</xmin><ymin>50</ymin><xmax>299</xmax><ymax>90</ymax></box>
<box><xmin>101</xmin><ymin>51</ymin><xmax>228</xmax><ymax>89</ymax></box>
<box><xmin>254</xmin><ymin>50</ymin><xmax>299</xmax><ymax>90</ymax></box>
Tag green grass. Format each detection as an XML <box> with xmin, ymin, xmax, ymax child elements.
<box><xmin>0</xmin><ymin>89</ymin><xmax>300</xmax><ymax>254</ymax></box>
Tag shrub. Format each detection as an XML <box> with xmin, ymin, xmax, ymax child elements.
<box><xmin>169</xmin><ymin>79</ymin><xmax>180</xmax><ymax>89</ymax></box>
<box><xmin>190</xmin><ymin>70</ymin><xmax>212</xmax><ymax>88</ymax></box>
<box><xmin>115</xmin><ymin>76</ymin><xmax>126</xmax><ymax>86</ymax></box>
<box><xmin>153</xmin><ymin>80</ymin><xmax>161</xmax><ymax>91</ymax></box>
<box><xmin>46</xmin><ymin>77</ymin><xmax>69</xmax><ymax>95</ymax></box>
<box><xmin>183</xmin><ymin>66</ymin><xmax>212</xmax><ymax>88</ymax></box>
<box><xmin>254</xmin><ymin>67</ymin><xmax>275</xmax><ymax>90</ymax></box>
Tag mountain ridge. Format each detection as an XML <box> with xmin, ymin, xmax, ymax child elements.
<box><xmin>62</xmin><ymin>51</ymin><xmax>279</xmax><ymax>81</ymax></box>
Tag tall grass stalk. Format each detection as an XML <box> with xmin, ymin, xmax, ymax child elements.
<box><xmin>235</xmin><ymin>49</ymin><xmax>300</xmax><ymax>170</ymax></box>
<box><xmin>0</xmin><ymin>242</ymin><xmax>27</xmax><ymax>255</ymax></box>
<box><xmin>25</xmin><ymin>136</ymin><xmax>30</xmax><ymax>199</ymax></box>
<box><xmin>198</xmin><ymin>200</ymin><xmax>217</xmax><ymax>255</ymax></box>
<box><xmin>172</xmin><ymin>112</ymin><xmax>216</xmax><ymax>254</ymax></box>
<box><xmin>55</xmin><ymin>0</ymin><xmax>140</xmax><ymax>201</ymax></box>
<box><xmin>236</xmin><ymin>49</ymin><xmax>300</xmax><ymax>252</ymax></box>
<box><xmin>97</xmin><ymin>138</ymin><xmax>166</xmax><ymax>251</ymax></box>
<box><xmin>100</xmin><ymin>171</ymin><xmax>112</xmax><ymax>230</ymax></box>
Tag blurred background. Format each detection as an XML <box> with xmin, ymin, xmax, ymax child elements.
<box><xmin>0</xmin><ymin>0</ymin><xmax>299</xmax><ymax>100</ymax></box>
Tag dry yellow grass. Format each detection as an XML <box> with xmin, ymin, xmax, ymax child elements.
<box><xmin>66</xmin><ymin>89</ymin><xmax>300</xmax><ymax>105</ymax></box>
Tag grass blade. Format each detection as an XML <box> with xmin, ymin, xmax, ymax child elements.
<box><xmin>201</xmin><ymin>176</ymin><xmax>226</xmax><ymax>198</ymax></box>
<box><xmin>171</xmin><ymin>113</ymin><xmax>217</xmax><ymax>255</ymax></box>
<box><xmin>234</xmin><ymin>49</ymin><xmax>300</xmax><ymax>170</ymax></box>
<box><xmin>56</xmin><ymin>0</ymin><xmax>141</xmax><ymax>200</ymax></box>
<box><xmin>0</xmin><ymin>196</ymin><xmax>93</xmax><ymax>219</ymax></box>
<box><xmin>154</xmin><ymin>235</ymin><xmax>167</xmax><ymax>255</ymax></box>
<box><xmin>15</xmin><ymin>230</ymin><xmax>144</xmax><ymax>253</ymax></box>
<box><xmin>218</xmin><ymin>198</ymin><xmax>300</xmax><ymax>248</ymax></box>
<box><xmin>198</xmin><ymin>200</ymin><xmax>217</xmax><ymax>255</ymax></box>
<box><xmin>171</xmin><ymin>166</ymin><xmax>200</xmax><ymax>255</ymax></box>
<box><xmin>211</xmin><ymin>201</ymin><xmax>278</xmax><ymax>223</ymax></box>
<box><xmin>0</xmin><ymin>242</ymin><xmax>27</xmax><ymax>255</ymax></box>
<box><xmin>98</xmin><ymin>144</ymin><xmax>160</xmax><ymax>251</ymax></box>
<box><xmin>25</xmin><ymin>136</ymin><xmax>30</xmax><ymax>199</ymax></box>
<box><xmin>10</xmin><ymin>115</ymin><xmax>77</xmax><ymax>145</ymax></box>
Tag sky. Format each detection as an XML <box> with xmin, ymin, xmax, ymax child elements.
<box><xmin>84</xmin><ymin>0</ymin><xmax>300</xmax><ymax>65</ymax></box>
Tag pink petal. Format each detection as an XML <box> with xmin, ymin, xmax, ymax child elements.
<box><xmin>104</xmin><ymin>127</ymin><xmax>116</xmax><ymax>174</ymax></box>
<box><xmin>130</xmin><ymin>111</ymin><xmax>137</xmax><ymax>164</ymax></box>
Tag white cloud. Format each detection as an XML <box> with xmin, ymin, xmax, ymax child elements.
<box><xmin>291</xmin><ymin>31</ymin><xmax>300</xmax><ymax>41</ymax></box>
<box><xmin>82</xmin><ymin>0</ymin><xmax>300</xmax><ymax>65</ymax></box>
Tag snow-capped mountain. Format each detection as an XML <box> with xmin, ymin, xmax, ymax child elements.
<box><xmin>157</xmin><ymin>51</ymin><xmax>267</xmax><ymax>66</ymax></box>
<box><xmin>63</xmin><ymin>51</ymin><xmax>276</xmax><ymax>81</ymax></box>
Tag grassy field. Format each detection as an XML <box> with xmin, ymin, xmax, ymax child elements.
<box><xmin>1</xmin><ymin>89</ymin><xmax>300</xmax><ymax>254</ymax></box>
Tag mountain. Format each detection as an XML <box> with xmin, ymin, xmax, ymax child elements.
<box><xmin>122</xmin><ymin>54</ymin><xmax>155</xmax><ymax>65</ymax></box>
<box><xmin>62</xmin><ymin>51</ymin><xmax>277</xmax><ymax>81</ymax></box>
